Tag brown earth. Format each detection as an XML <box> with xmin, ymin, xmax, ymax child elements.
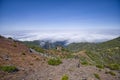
<box><xmin>0</xmin><ymin>36</ymin><xmax>119</xmax><ymax>80</ymax></box>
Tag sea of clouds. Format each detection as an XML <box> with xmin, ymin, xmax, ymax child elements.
<box><xmin>1</xmin><ymin>29</ymin><xmax>120</xmax><ymax>44</ymax></box>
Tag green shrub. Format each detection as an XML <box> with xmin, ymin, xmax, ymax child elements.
<box><xmin>81</xmin><ymin>61</ymin><xmax>89</xmax><ymax>65</ymax></box>
<box><xmin>96</xmin><ymin>64</ymin><xmax>104</xmax><ymax>69</ymax></box>
<box><xmin>48</xmin><ymin>58</ymin><xmax>62</xmax><ymax>66</ymax></box>
<box><xmin>94</xmin><ymin>73</ymin><xmax>100</xmax><ymax>80</ymax></box>
<box><xmin>30</xmin><ymin>46</ymin><xmax>45</xmax><ymax>53</ymax></box>
<box><xmin>0</xmin><ymin>65</ymin><xmax>18</xmax><ymax>73</ymax></box>
<box><xmin>105</xmin><ymin>71</ymin><xmax>116</xmax><ymax>76</ymax></box>
<box><xmin>108</xmin><ymin>64</ymin><xmax>120</xmax><ymax>70</ymax></box>
<box><xmin>61</xmin><ymin>74</ymin><xmax>69</xmax><ymax>80</ymax></box>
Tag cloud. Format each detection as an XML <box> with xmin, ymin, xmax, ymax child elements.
<box><xmin>1</xmin><ymin>29</ymin><xmax>119</xmax><ymax>44</ymax></box>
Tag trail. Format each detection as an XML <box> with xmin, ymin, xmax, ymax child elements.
<box><xmin>24</xmin><ymin>58</ymin><xmax>119</xmax><ymax>80</ymax></box>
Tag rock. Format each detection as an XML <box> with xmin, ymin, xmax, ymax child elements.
<box><xmin>77</xmin><ymin>63</ymin><xmax>80</xmax><ymax>68</ymax></box>
<box><xmin>48</xmin><ymin>78</ymin><xmax>52</xmax><ymax>80</ymax></box>
<box><xmin>81</xmin><ymin>77</ymin><xmax>87</xmax><ymax>80</ymax></box>
<box><xmin>2</xmin><ymin>55</ymin><xmax>11</xmax><ymax>61</ymax></box>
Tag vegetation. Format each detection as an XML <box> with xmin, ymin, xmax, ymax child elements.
<box><xmin>0</xmin><ymin>65</ymin><xmax>18</xmax><ymax>73</ymax></box>
<box><xmin>22</xmin><ymin>52</ymin><xmax>26</xmax><ymax>55</ymax></box>
<box><xmin>94</xmin><ymin>73</ymin><xmax>100</xmax><ymax>80</ymax></box>
<box><xmin>67</xmin><ymin>42</ymin><xmax>96</xmax><ymax>52</ymax></box>
<box><xmin>96</xmin><ymin>64</ymin><xmax>104</xmax><ymax>69</ymax></box>
<box><xmin>81</xmin><ymin>61</ymin><xmax>89</xmax><ymax>65</ymax></box>
<box><xmin>65</xmin><ymin>53</ymin><xmax>74</xmax><ymax>58</ymax></box>
<box><xmin>22</xmin><ymin>37</ymin><xmax>120</xmax><ymax>69</ymax></box>
<box><xmin>105</xmin><ymin>71</ymin><xmax>116</xmax><ymax>76</ymax></box>
<box><xmin>23</xmin><ymin>40</ymin><xmax>67</xmax><ymax>49</ymax></box>
<box><xmin>13</xmin><ymin>43</ymin><xmax>17</xmax><ymax>47</ymax></box>
<box><xmin>107</xmin><ymin>63</ymin><xmax>120</xmax><ymax>70</ymax></box>
<box><xmin>67</xmin><ymin>37</ymin><xmax>120</xmax><ymax>69</ymax></box>
<box><xmin>48</xmin><ymin>58</ymin><xmax>62</xmax><ymax>66</ymax></box>
<box><xmin>30</xmin><ymin>46</ymin><xmax>45</xmax><ymax>53</ymax></box>
<box><xmin>61</xmin><ymin>74</ymin><xmax>69</xmax><ymax>80</ymax></box>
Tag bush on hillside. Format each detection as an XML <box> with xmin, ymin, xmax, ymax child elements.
<box><xmin>30</xmin><ymin>46</ymin><xmax>45</xmax><ymax>53</ymax></box>
<box><xmin>96</xmin><ymin>64</ymin><xmax>104</xmax><ymax>69</ymax></box>
<box><xmin>13</xmin><ymin>43</ymin><xmax>17</xmax><ymax>47</ymax></box>
<box><xmin>48</xmin><ymin>58</ymin><xmax>62</xmax><ymax>66</ymax></box>
<box><xmin>81</xmin><ymin>61</ymin><xmax>89</xmax><ymax>65</ymax></box>
<box><xmin>94</xmin><ymin>73</ymin><xmax>100</xmax><ymax>80</ymax></box>
<box><xmin>61</xmin><ymin>74</ymin><xmax>69</xmax><ymax>80</ymax></box>
<box><xmin>107</xmin><ymin>63</ymin><xmax>120</xmax><ymax>70</ymax></box>
<box><xmin>105</xmin><ymin>71</ymin><xmax>116</xmax><ymax>76</ymax></box>
<box><xmin>0</xmin><ymin>65</ymin><xmax>18</xmax><ymax>73</ymax></box>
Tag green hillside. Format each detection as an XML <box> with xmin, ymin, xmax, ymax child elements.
<box><xmin>22</xmin><ymin>37</ymin><xmax>120</xmax><ymax>70</ymax></box>
<box><xmin>67</xmin><ymin>37</ymin><xmax>120</xmax><ymax>70</ymax></box>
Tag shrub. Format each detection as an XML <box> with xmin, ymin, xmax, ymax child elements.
<box><xmin>61</xmin><ymin>74</ymin><xmax>69</xmax><ymax>80</ymax></box>
<box><xmin>94</xmin><ymin>73</ymin><xmax>100</xmax><ymax>80</ymax></box>
<box><xmin>81</xmin><ymin>61</ymin><xmax>89</xmax><ymax>65</ymax></box>
<box><xmin>105</xmin><ymin>71</ymin><xmax>116</xmax><ymax>76</ymax></box>
<box><xmin>96</xmin><ymin>64</ymin><xmax>104</xmax><ymax>69</ymax></box>
<box><xmin>13</xmin><ymin>43</ymin><xmax>17</xmax><ymax>47</ymax></box>
<box><xmin>0</xmin><ymin>65</ymin><xmax>18</xmax><ymax>73</ymax></box>
<box><xmin>30</xmin><ymin>46</ymin><xmax>45</xmax><ymax>53</ymax></box>
<box><xmin>108</xmin><ymin>64</ymin><xmax>120</xmax><ymax>70</ymax></box>
<box><xmin>36</xmin><ymin>58</ymin><xmax>40</xmax><ymax>61</ymax></box>
<box><xmin>48</xmin><ymin>58</ymin><xmax>62</xmax><ymax>66</ymax></box>
<box><xmin>22</xmin><ymin>52</ymin><xmax>26</xmax><ymax>55</ymax></box>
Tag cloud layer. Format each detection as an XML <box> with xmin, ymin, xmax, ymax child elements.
<box><xmin>1</xmin><ymin>29</ymin><xmax>119</xmax><ymax>44</ymax></box>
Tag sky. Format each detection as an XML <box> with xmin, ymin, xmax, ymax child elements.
<box><xmin>0</xmin><ymin>0</ymin><xmax>120</xmax><ymax>42</ymax></box>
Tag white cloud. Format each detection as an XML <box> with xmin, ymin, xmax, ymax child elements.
<box><xmin>1</xmin><ymin>29</ymin><xmax>119</xmax><ymax>44</ymax></box>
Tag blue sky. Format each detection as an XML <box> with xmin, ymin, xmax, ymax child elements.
<box><xmin>0</xmin><ymin>0</ymin><xmax>120</xmax><ymax>42</ymax></box>
<box><xmin>0</xmin><ymin>0</ymin><xmax>120</xmax><ymax>32</ymax></box>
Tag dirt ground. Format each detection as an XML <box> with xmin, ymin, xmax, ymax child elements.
<box><xmin>24</xmin><ymin>59</ymin><xmax>120</xmax><ymax>80</ymax></box>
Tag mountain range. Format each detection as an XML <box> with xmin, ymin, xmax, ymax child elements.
<box><xmin>23</xmin><ymin>36</ymin><xmax>120</xmax><ymax>69</ymax></box>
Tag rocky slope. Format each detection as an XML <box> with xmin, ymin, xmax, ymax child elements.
<box><xmin>0</xmin><ymin>36</ymin><xmax>46</xmax><ymax>80</ymax></box>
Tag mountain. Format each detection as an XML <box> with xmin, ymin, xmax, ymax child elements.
<box><xmin>22</xmin><ymin>37</ymin><xmax>120</xmax><ymax>70</ymax></box>
<box><xmin>66</xmin><ymin>42</ymin><xmax>96</xmax><ymax>52</ymax></box>
<box><xmin>67</xmin><ymin>37</ymin><xmax>120</xmax><ymax>52</ymax></box>
<box><xmin>0</xmin><ymin>35</ymin><xmax>120</xmax><ymax>80</ymax></box>
<box><xmin>67</xmin><ymin>37</ymin><xmax>120</xmax><ymax>70</ymax></box>
<box><xmin>23</xmin><ymin>40</ymin><xmax>67</xmax><ymax>49</ymax></box>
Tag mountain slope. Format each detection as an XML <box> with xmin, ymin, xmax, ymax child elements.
<box><xmin>23</xmin><ymin>40</ymin><xmax>67</xmax><ymax>49</ymax></box>
<box><xmin>67</xmin><ymin>37</ymin><xmax>120</xmax><ymax>70</ymax></box>
<box><xmin>0</xmin><ymin>35</ymin><xmax>120</xmax><ymax>80</ymax></box>
<box><xmin>0</xmin><ymin>35</ymin><xmax>46</xmax><ymax>80</ymax></box>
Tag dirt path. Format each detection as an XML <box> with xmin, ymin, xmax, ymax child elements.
<box><xmin>24</xmin><ymin>59</ymin><xmax>120</xmax><ymax>80</ymax></box>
